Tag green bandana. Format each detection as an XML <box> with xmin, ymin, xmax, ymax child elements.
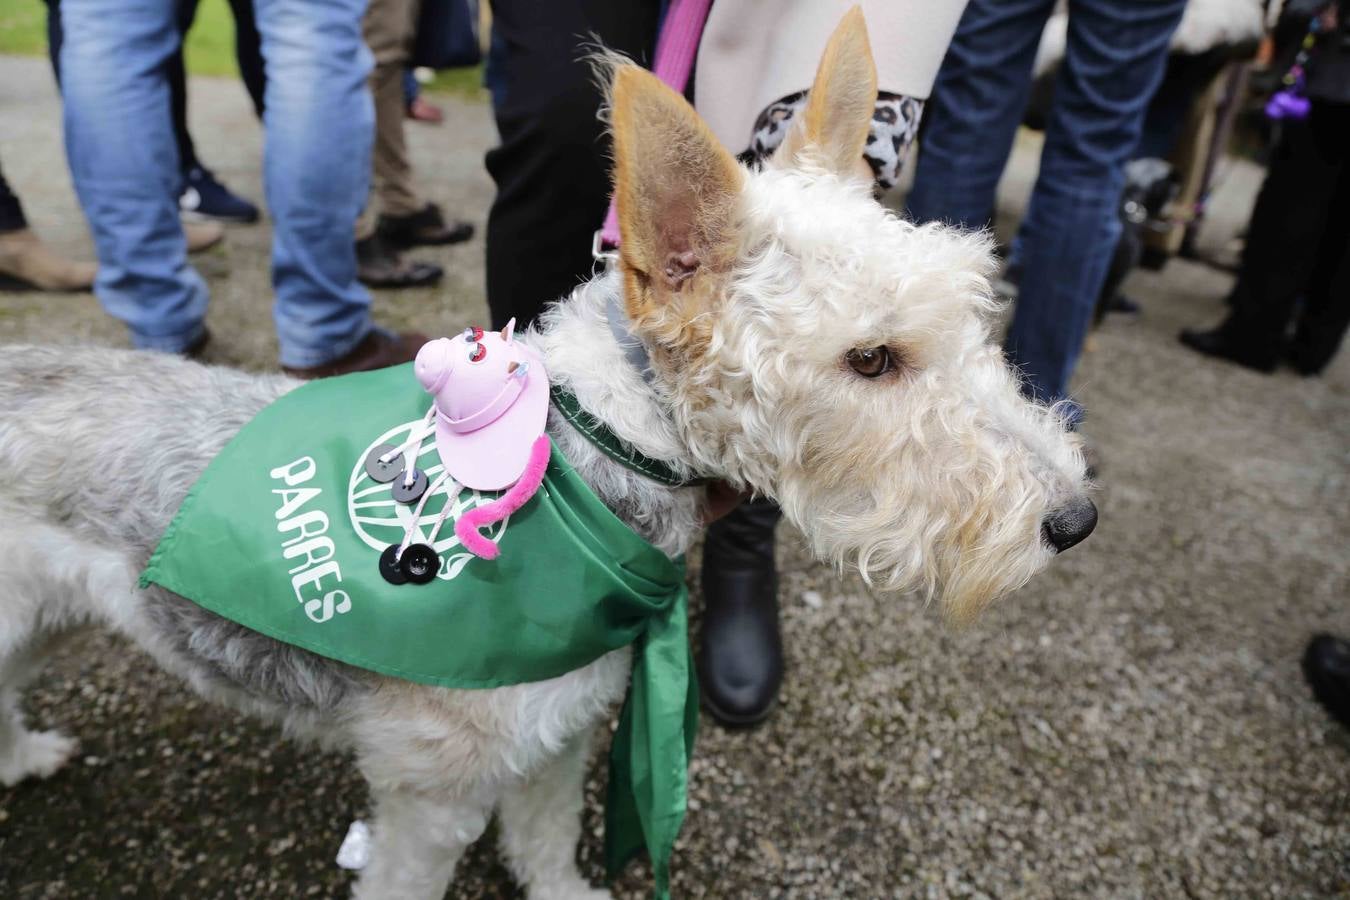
<box><xmin>139</xmin><ymin>364</ymin><xmax>697</xmax><ymax>897</ymax></box>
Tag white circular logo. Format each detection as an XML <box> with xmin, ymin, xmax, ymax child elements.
<box><xmin>347</xmin><ymin>417</ymin><xmax>509</xmax><ymax>581</ymax></box>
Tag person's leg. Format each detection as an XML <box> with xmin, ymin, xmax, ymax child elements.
<box><xmin>59</xmin><ymin>0</ymin><xmax>207</xmax><ymax>350</ymax></box>
<box><xmin>227</xmin><ymin>0</ymin><xmax>267</xmax><ymax>118</ymax></box>
<box><xmin>170</xmin><ymin>0</ymin><xmax>260</xmax><ymax>225</ymax></box>
<box><xmin>1005</xmin><ymin>0</ymin><xmax>1185</xmax><ymax>408</ymax></box>
<box><xmin>1181</xmin><ymin>105</ymin><xmax>1340</xmax><ymax>371</ymax></box>
<box><xmin>252</xmin><ymin>0</ymin><xmax>376</xmax><ymax>369</ymax></box>
<box><xmin>1287</xmin><ymin>103</ymin><xmax>1350</xmax><ymax>374</ymax></box>
<box><xmin>360</xmin><ymin>0</ymin><xmax>468</xmax><ymax>252</ymax></box>
<box><xmin>0</xmin><ymin>164</ymin><xmax>25</xmax><ymax>233</ymax></box>
<box><xmin>364</xmin><ymin>0</ymin><xmax>424</xmax><ymax>220</ymax></box>
<box><xmin>905</xmin><ymin>0</ymin><xmax>1057</xmax><ymax>228</ymax></box>
<box><xmin>170</xmin><ymin>0</ymin><xmax>202</xmax><ymax>176</ymax></box>
<box><xmin>43</xmin><ymin>0</ymin><xmax>62</xmax><ymax>83</ymax></box>
<box><xmin>484</xmin><ymin>0</ymin><xmax>661</xmax><ymax>329</ymax></box>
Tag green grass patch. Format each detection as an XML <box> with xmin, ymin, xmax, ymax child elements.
<box><xmin>0</xmin><ymin>0</ymin><xmax>485</xmax><ymax>98</ymax></box>
<box><xmin>0</xmin><ymin>0</ymin><xmax>239</xmax><ymax>75</ymax></box>
<box><xmin>0</xmin><ymin>1</ymin><xmax>49</xmax><ymax>57</ymax></box>
<box><xmin>423</xmin><ymin>66</ymin><xmax>486</xmax><ymax>100</ymax></box>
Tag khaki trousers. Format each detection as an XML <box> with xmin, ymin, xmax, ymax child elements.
<box><xmin>357</xmin><ymin>0</ymin><xmax>423</xmax><ymax>239</ymax></box>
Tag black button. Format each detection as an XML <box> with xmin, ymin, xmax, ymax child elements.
<box><xmin>364</xmin><ymin>444</ymin><xmax>405</xmax><ymax>484</ymax></box>
<box><xmin>391</xmin><ymin>468</ymin><xmax>429</xmax><ymax>504</ymax></box>
<box><xmin>378</xmin><ymin>544</ymin><xmax>408</xmax><ymax>585</ymax></box>
<box><xmin>400</xmin><ymin>543</ymin><xmax>440</xmax><ymax>584</ymax></box>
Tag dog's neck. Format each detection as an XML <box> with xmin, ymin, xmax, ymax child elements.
<box><xmin>527</xmin><ymin>270</ymin><xmax>703</xmax><ymax>556</ymax></box>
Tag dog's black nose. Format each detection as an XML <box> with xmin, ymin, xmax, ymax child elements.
<box><xmin>1042</xmin><ymin>496</ymin><xmax>1097</xmax><ymax>553</ymax></box>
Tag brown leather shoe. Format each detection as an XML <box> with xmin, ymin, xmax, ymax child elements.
<box><xmin>356</xmin><ymin>233</ymin><xmax>443</xmax><ymax>288</ymax></box>
<box><xmin>0</xmin><ymin>228</ymin><xmax>97</xmax><ymax>291</ymax></box>
<box><xmin>283</xmin><ymin>330</ymin><xmax>430</xmax><ymax>380</ymax></box>
<box><xmin>378</xmin><ymin>203</ymin><xmax>474</xmax><ymax>248</ymax></box>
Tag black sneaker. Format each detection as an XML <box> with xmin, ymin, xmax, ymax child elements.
<box><xmin>180</xmin><ymin>167</ymin><xmax>260</xmax><ymax>224</ymax></box>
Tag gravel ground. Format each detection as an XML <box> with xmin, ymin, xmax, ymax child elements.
<box><xmin>2</xmin><ymin>56</ymin><xmax>1348</xmax><ymax>899</ymax></box>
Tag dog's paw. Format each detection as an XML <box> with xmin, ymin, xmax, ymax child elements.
<box><xmin>0</xmin><ymin>729</ymin><xmax>78</xmax><ymax>787</ymax></box>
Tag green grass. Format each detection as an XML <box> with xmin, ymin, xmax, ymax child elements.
<box><xmin>0</xmin><ymin>0</ymin><xmax>484</xmax><ymax>97</ymax></box>
<box><xmin>0</xmin><ymin>1</ymin><xmax>49</xmax><ymax>57</ymax></box>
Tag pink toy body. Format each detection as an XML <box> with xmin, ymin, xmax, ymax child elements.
<box><xmin>413</xmin><ymin>319</ymin><xmax>551</xmax><ymax>560</ymax></box>
<box><xmin>414</xmin><ymin>319</ymin><xmax>549</xmax><ymax>492</ymax></box>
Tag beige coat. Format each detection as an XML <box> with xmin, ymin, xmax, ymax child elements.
<box><xmin>694</xmin><ymin>0</ymin><xmax>969</xmax><ymax>152</ymax></box>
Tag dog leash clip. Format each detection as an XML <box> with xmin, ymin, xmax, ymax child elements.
<box><xmin>591</xmin><ymin>230</ymin><xmax>619</xmax><ymax>267</ymax></box>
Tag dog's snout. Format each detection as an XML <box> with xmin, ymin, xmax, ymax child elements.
<box><xmin>1042</xmin><ymin>496</ymin><xmax>1097</xmax><ymax>553</ymax></box>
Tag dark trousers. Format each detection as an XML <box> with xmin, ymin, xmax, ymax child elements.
<box><xmin>0</xmin><ymin>160</ymin><xmax>25</xmax><ymax>233</ymax></box>
<box><xmin>484</xmin><ymin>0</ymin><xmax>785</xmax><ymax>543</ymax></box>
<box><xmin>45</xmin><ymin>0</ymin><xmax>265</xmax><ymax>179</ymax></box>
<box><xmin>483</xmin><ymin>0</ymin><xmax>661</xmax><ymax>330</ymax></box>
<box><xmin>1225</xmin><ymin>100</ymin><xmax>1350</xmax><ymax>373</ymax></box>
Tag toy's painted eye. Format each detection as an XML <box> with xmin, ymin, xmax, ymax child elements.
<box><xmin>845</xmin><ymin>346</ymin><xmax>893</xmax><ymax>378</ymax></box>
<box><xmin>468</xmin><ymin>343</ymin><xmax>487</xmax><ymax>363</ymax></box>
<box><xmin>462</xmin><ymin>326</ymin><xmax>484</xmax><ymax>343</ymax></box>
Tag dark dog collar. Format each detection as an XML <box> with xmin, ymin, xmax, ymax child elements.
<box><xmin>548</xmin><ymin>385</ymin><xmax>704</xmax><ymax>488</ymax></box>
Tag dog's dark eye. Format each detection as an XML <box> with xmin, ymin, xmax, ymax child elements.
<box><xmin>845</xmin><ymin>346</ymin><xmax>893</xmax><ymax>378</ymax></box>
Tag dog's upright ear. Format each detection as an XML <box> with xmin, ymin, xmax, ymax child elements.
<box><xmin>610</xmin><ymin>64</ymin><xmax>743</xmax><ymax>344</ymax></box>
<box><xmin>773</xmin><ymin>6</ymin><xmax>878</xmax><ymax>179</ymax></box>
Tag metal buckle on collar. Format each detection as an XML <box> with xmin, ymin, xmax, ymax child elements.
<box><xmin>591</xmin><ymin>230</ymin><xmax>619</xmax><ymax>266</ymax></box>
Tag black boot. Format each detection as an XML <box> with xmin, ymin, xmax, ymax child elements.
<box><xmin>698</xmin><ymin>497</ymin><xmax>783</xmax><ymax>727</ymax></box>
<box><xmin>1303</xmin><ymin>634</ymin><xmax>1350</xmax><ymax>730</ymax></box>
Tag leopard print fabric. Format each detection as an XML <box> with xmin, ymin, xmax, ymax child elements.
<box><xmin>740</xmin><ymin>91</ymin><xmax>924</xmax><ymax>192</ymax></box>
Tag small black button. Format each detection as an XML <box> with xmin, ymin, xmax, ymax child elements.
<box><xmin>378</xmin><ymin>544</ymin><xmax>408</xmax><ymax>585</ymax></box>
<box><xmin>400</xmin><ymin>543</ymin><xmax>440</xmax><ymax>584</ymax></box>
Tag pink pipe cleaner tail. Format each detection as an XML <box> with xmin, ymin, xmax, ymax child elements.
<box><xmin>456</xmin><ymin>435</ymin><xmax>551</xmax><ymax>560</ymax></box>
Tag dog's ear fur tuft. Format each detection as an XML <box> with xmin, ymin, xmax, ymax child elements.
<box><xmin>610</xmin><ymin>64</ymin><xmax>743</xmax><ymax>337</ymax></box>
<box><xmin>773</xmin><ymin>6</ymin><xmax>879</xmax><ymax>179</ymax></box>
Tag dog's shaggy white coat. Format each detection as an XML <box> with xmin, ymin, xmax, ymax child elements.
<box><xmin>0</xmin><ymin>17</ymin><xmax>1090</xmax><ymax>898</ymax></box>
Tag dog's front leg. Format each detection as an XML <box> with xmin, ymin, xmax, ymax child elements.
<box><xmin>351</xmin><ymin>784</ymin><xmax>493</xmax><ymax>900</ymax></box>
<box><xmin>498</xmin><ymin>732</ymin><xmax>611</xmax><ymax>900</ymax></box>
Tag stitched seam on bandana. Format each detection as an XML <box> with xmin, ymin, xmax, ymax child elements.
<box><xmin>549</xmin><ymin>387</ymin><xmax>695</xmax><ymax>488</ymax></box>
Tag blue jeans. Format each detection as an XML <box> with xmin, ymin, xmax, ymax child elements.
<box><xmin>907</xmin><ymin>0</ymin><xmax>1185</xmax><ymax>413</ymax></box>
<box><xmin>60</xmin><ymin>0</ymin><xmax>375</xmax><ymax>368</ymax></box>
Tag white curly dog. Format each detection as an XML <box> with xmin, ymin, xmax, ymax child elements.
<box><xmin>0</xmin><ymin>11</ymin><xmax>1094</xmax><ymax>898</ymax></box>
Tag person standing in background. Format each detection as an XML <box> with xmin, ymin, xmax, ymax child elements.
<box><xmin>1180</xmin><ymin>0</ymin><xmax>1350</xmax><ymax>375</ymax></box>
<box><xmin>56</xmin><ymin>0</ymin><xmax>426</xmax><ymax>375</ymax></box>
<box><xmin>907</xmin><ymin>0</ymin><xmax>1188</xmax><ymax>424</ymax></box>
<box><xmin>483</xmin><ymin>1</ymin><xmax>662</xmax><ymax>330</ymax></box>
<box><xmin>483</xmin><ymin>0</ymin><xmax>968</xmax><ymax>726</ymax></box>
<box><xmin>45</xmin><ymin>0</ymin><xmax>263</xmax><ymax>225</ymax></box>
<box><xmin>355</xmin><ymin>0</ymin><xmax>475</xmax><ymax>288</ymax></box>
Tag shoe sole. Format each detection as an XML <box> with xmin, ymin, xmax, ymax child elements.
<box><xmin>358</xmin><ymin>271</ymin><xmax>444</xmax><ymax>289</ymax></box>
<box><xmin>698</xmin><ymin>688</ymin><xmax>778</xmax><ymax>729</ymax></box>
<box><xmin>0</xmin><ymin>273</ymin><xmax>38</xmax><ymax>292</ymax></box>
<box><xmin>0</xmin><ymin>273</ymin><xmax>92</xmax><ymax>293</ymax></box>
<box><xmin>180</xmin><ymin>209</ymin><xmax>261</xmax><ymax>225</ymax></box>
<box><xmin>380</xmin><ymin>225</ymin><xmax>475</xmax><ymax>249</ymax></box>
